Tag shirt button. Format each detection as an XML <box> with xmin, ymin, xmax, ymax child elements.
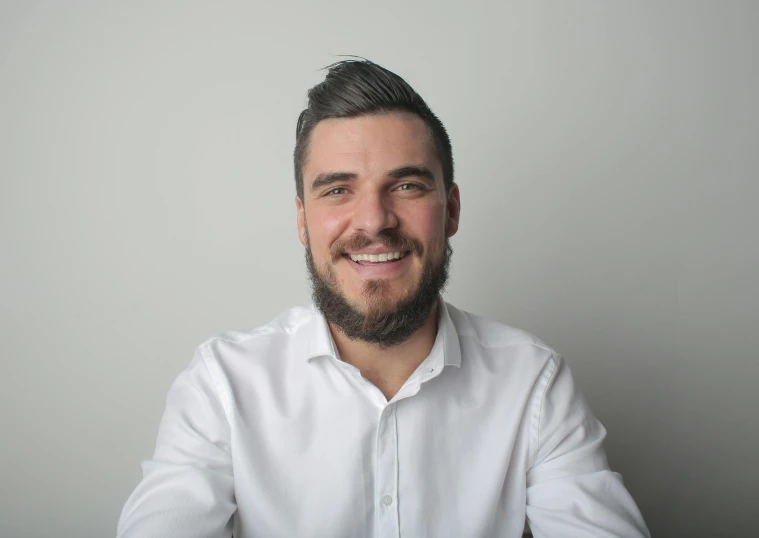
<box><xmin>381</xmin><ymin>494</ymin><xmax>393</xmax><ymax>506</ymax></box>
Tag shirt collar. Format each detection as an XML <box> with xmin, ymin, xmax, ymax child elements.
<box><xmin>303</xmin><ymin>296</ymin><xmax>462</xmax><ymax>368</ymax></box>
<box><xmin>303</xmin><ymin>305</ymin><xmax>339</xmax><ymax>362</ymax></box>
<box><xmin>438</xmin><ymin>298</ymin><xmax>462</xmax><ymax>368</ymax></box>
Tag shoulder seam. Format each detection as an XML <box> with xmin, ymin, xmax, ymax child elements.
<box><xmin>196</xmin><ymin>344</ymin><xmax>234</xmax><ymax>428</ymax></box>
<box><xmin>200</xmin><ymin>311</ymin><xmax>313</xmax><ymax>347</ymax></box>
<box><xmin>457</xmin><ymin>332</ymin><xmax>556</xmax><ymax>355</ymax></box>
<box><xmin>200</xmin><ymin>326</ymin><xmax>274</xmax><ymax>346</ymax></box>
<box><xmin>530</xmin><ymin>353</ymin><xmax>562</xmax><ymax>466</ymax></box>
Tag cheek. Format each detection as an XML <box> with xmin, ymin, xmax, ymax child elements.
<box><xmin>306</xmin><ymin>210</ymin><xmax>348</xmax><ymax>252</ymax></box>
<box><xmin>403</xmin><ymin>202</ymin><xmax>446</xmax><ymax>246</ymax></box>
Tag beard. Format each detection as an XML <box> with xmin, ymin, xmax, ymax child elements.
<box><xmin>305</xmin><ymin>229</ymin><xmax>452</xmax><ymax>348</ymax></box>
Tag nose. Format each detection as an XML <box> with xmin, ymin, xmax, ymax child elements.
<box><xmin>352</xmin><ymin>189</ymin><xmax>398</xmax><ymax>236</ymax></box>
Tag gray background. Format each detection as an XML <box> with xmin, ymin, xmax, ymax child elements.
<box><xmin>2</xmin><ymin>1</ymin><xmax>757</xmax><ymax>537</ymax></box>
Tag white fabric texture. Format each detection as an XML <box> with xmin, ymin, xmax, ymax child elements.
<box><xmin>118</xmin><ymin>300</ymin><xmax>649</xmax><ymax>538</ymax></box>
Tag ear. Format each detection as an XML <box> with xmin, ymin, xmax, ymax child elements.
<box><xmin>445</xmin><ymin>184</ymin><xmax>460</xmax><ymax>238</ymax></box>
<box><xmin>296</xmin><ymin>196</ymin><xmax>307</xmax><ymax>246</ymax></box>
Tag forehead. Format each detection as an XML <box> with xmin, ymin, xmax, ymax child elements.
<box><xmin>303</xmin><ymin>112</ymin><xmax>441</xmax><ymax>183</ymax></box>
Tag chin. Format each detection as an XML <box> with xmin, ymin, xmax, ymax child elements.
<box><xmin>364</xmin><ymin>281</ymin><xmax>417</xmax><ymax>312</ymax></box>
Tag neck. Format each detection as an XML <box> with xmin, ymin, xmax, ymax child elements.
<box><xmin>328</xmin><ymin>300</ymin><xmax>440</xmax><ymax>401</ymax></box>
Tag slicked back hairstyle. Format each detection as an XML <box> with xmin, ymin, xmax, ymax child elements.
<box><xmin>294</xmin><ymin>59</ymin><xmax>454</xmax><ymax>200</ymax></box>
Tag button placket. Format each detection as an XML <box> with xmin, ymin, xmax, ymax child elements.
<box><xmin>376</xmin><ymin>404</ymin><xmax>399</xmax><ymax>538</ymax></box>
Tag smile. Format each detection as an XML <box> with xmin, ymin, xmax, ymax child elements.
<box><xmin>347</xmin><ymin>251</ymin><xmax>408</xmax><ymax>264</ymax></box>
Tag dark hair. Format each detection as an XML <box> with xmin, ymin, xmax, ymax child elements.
<box><xmin>294</xmin><ymin>59</ymin><xmax>454</xmax><ymax>200</ymax></box>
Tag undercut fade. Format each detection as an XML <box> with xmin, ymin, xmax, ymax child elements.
<box><xmin>294</xmin><ymin>58</ymin><xmax>454</xmax><ymax>200</ymax></box>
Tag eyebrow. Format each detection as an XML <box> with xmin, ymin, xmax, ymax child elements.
<box><xmin>389</xmin><ymin>165</ymin><xmax>436</xmax><ymax>183</ymax></box>
<box><xmin>310</xmin><ymin>165</ymin><xmax>436</xmax><ymax>192</ymax></box>
<box><xmin>310</xmin><ymin>171</ymin><xmax>358</xmax><ymax>191</ymax></box>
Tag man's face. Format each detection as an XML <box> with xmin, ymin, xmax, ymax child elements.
<box><xmin>296</xmin><ymin>112</ymin><xmax>460</xmax><ymax>344</ymax></box>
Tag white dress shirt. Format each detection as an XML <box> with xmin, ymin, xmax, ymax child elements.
<box><xmin>118</xmin><ymin>300</ymin><xmax>649</xmax><ymax>538</ymax></box>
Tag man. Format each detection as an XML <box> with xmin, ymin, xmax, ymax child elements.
<box><xmin>118</xmin><ymin>60</ymin><xmax>649</xmax><ymax>537</ymax></box>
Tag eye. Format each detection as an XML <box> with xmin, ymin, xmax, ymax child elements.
<box><xmin>324</xmin><ymin>187</ymin><xmax>348</xmax><ymax>197</ymax></box>
<box><xmin>396</xmin><ymin>182</ymin><xmax>424</xmax><ymax>192</ymax></box>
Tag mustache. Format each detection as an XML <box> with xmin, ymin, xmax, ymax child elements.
<box><xmin>331</xmin><ymin>232</ymin><xmax>424</xmax><ymax>262</ymax></box>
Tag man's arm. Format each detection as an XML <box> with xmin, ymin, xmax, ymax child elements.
<box><xmin>525</xmin><ymin>355</ymin><xmax>649</xmax><ymax>538</ymax></box>
<box><xmin>117</xmin><ymin>352</ymin><xmax>236</xmax><ymax>538</ymax></box>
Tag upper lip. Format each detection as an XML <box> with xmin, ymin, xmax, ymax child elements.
<box><xmin>344</xmin><ymin>247</ymin><xmax>409</xmax><ymax>255</ymax></box>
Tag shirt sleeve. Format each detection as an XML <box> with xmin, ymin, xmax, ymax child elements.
<box><xmin>117</xmin><ymin>350</ymin><xmax>236</xmax><ymax>538</ymax></box>
<box><xmin>525</xmin><ymin>355</ymin><xmax>650</xmax><ymax>538</ymax></box>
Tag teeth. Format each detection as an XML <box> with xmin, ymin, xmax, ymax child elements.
<box><xmin>349</xmin><ymin>251</ymin><xmax>405</xmax><ymax>263</ymax></box>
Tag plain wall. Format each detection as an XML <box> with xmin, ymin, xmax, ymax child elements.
<box><xmin>2</xmin><ymin>1</ymin><xmax>757</xmax><ymax>536</ymax></box>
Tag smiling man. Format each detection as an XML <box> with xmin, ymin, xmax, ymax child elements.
<box><xmin>298</xmin><ymin>110</ymin><xmax>459</xmax><ymax>399</ymax></box>
<box><xmin>118</xmin><ymin>60</ymin><xmax>649</xmax><ymax>538</ymax></box>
